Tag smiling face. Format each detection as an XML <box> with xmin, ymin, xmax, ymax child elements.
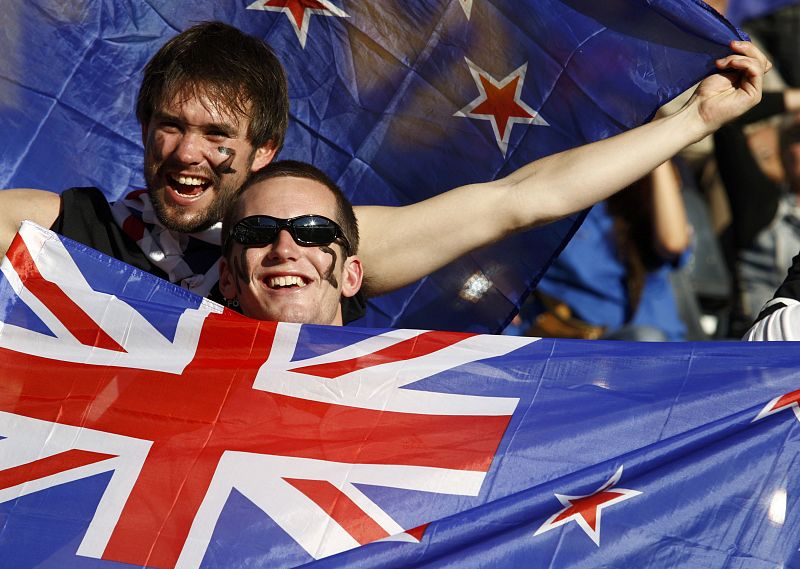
<box><xmin>219</xmin><ymin>177</ymin><xmax>363</xmax><ymax>325</ymax></box>
<box><xmin>142</xmin><ymin>90</ymin><xmax>275</xmax><ymax>232</ymax></box>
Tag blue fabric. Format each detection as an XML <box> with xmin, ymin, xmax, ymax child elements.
<box><xmin>537</xmin><ymin>203</ymin><xmax>687</xmax><ymax>340</ymax></box>
<box><xmin>0</xmin><ymin>0</ymin><xmax>745</xmax><ymax>334</ymax></box>
<box><xmin>4</xmin><ymin>224</ymin><xmax>800</xmax><ymax>567</ymax></box>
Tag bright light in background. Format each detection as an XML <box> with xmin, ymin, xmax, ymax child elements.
<box><xmin>460</xmin><ymin>272</ymin><xmax>492</xmax><ymax>302</ymax></box>
<box><xmin>768</xmin><ymin>488</ymin><xmax>787</xmax><ymax>525</ymax></box>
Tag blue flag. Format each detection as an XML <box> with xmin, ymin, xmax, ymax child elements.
<box><xmin>1</xmin><ymin>222</ymin><xmax>800</xmax><ymax>568</ymax></box>
<box><xmin>0</xmin><ymin>0</ymin><xmax>744</xmax><ymax>332</ymax></box>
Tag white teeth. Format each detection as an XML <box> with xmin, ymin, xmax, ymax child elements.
<box><xmin>267</xmin><ymin>276</ymin><xmax>306</xmax><ymax>288</ymax></box>
<box><xmin>174</xmin><ymin>175</ymin><xmax>206</xmax><ymax>186</ymax></box>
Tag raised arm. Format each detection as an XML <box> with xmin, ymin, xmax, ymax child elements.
<box><xmin>648</xmin><ymin>160</ymin><xmax>691</xmax><ymax>260</ymax></box>
<box><xmin>356</xmin><ymin>41</ymin><xmax>769</xmax><ymax>296</ymax></box>
<box><xmin>0</xmin><ymin>189</ymin><xmax>62</xmax><ymax>257</ymax></box>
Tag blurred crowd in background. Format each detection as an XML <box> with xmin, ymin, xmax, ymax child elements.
<box><xmin>505</xmin><ymin>0</ymin><xmax>800</xmax><ymax>341</ymax></box>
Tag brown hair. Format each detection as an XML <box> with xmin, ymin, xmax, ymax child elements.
<box><xmin>222</xmin><ymin>160</ymin><xmax>359</xmax><ymax>256</ymax></box>
<box><xmin>136</xmin><ymin>21</ymin><xmax>289</xmax><ymax>151</ymax></box>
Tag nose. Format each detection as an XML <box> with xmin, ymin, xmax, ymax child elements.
<box><xmin>266</xmin><ymin>228</ymin><xmax>301</xmax><ymax>261</ymax></box>
<box><xmin>172</xmin><ymin>132</ymin><xmax>206</xmax><ymax>165</ymax></box>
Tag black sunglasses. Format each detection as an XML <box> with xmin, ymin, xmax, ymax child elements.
<box><xmin>225</xmin><ymin>214</ymin><xmax>351</xmax><ymax>255</ymax></box>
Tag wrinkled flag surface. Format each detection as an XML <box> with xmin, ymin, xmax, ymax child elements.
<box><xmin>1</xmin><ymin>223</ymin><xmax>800</xmax><ymax>568</ymax></box>
<box><xmin>0</xmin><ymin>0</ymin><xmax>745</xmax><ymax>332</ymax></box>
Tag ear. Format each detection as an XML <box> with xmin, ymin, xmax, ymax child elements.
<box><xmin>218</xmin><ymin>257</ymin><xmax>238</xmax><ymax>300</ymax></box>
<box><xmin>250</xmin><ymin>141</ymin><xmax>277</xmax><ymax>172</ymax></box>
<box><xmin>340</xmin><ymin>255</ymin><xmax>364</xmax><ymax>299</ymax></box>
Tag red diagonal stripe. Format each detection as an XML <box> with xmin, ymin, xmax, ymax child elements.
<box><xmin>0</xmin><ymin>316</ymin><xmax>509</xmax><ymax>568</ymax></box>
<box><xmin>0</xmin><ymin>449</ymin><xmax>116</xmax><ymax>490</ymax></box>
<box><xmin>6</xmin><ymin>233</ymin><xmax>126</xmax><ymax>352</ymax></box>
<box><xmin>285</xmin><ymin>478</ymin><xmax>390</xmax><ymax>545</ymax></box>
<box><xmin>292</xmin><ymin>330</ymin><xmax>476</xmax><ymax>378</ymax></box>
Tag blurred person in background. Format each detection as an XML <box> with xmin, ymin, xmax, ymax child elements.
<box><xmin>713</xmin><ymin>90</ymin><xmax>800</xmax><ymax>335</ymax></box>
<box><xmin>741</xmin><ymin>2</ymin><xmax>800</xmax><ymax>87</ymax></box>
<box><xmin>514</xmin><ymin>160</ymin><xmax>692</xmax><ymax>341</ymax></box>
<box><xmin>742</xmin><ymin>112</ymin><xmax>800</xmax><ymax>340</ymax></box>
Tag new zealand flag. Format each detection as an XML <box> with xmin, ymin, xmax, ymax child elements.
<box><xmin>0</xmin><ymin>0</ymin><xmax>745</xmax><ymax>332</ymax></box>
<box><xmin>1</xmin><ymin>224</ymin><xmax>800</xmax><ymax>568</ymax></box>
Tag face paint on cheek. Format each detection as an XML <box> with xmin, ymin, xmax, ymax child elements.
<box><xmin>319</xmin><ymin>246</ymin><xmax>339</xmax><ymax>288</ymax></box>
<box><xmin>230</xmin><ymin>248</ymin><xmax>252</xmax><ymax>294</ymax></box>
<box><xmin>215</xmin><ymin>146</ymin><xmax>237</xmax><ymax>174</ymax></box>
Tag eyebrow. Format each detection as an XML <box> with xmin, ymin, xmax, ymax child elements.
<box><xmin>153</xmin><ymin>111</ymin><xmax>239</xmax><ymax>137</ymax></box>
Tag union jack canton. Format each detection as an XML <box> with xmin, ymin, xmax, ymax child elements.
<box><xmin>0</xmin><ymin>221</ymin><xmax>533</xmax><ymax>568</ymax></box>
<box><xmin>4</xmin><ymin>223</ymin><xmax>800</xmax><ymax>569</ymax></box>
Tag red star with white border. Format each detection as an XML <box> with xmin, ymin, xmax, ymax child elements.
<box><xmin>247</xmin><ymin>0</ymin><xmax>348</xmax><ymax>48</ymax></box>
<box><xmin>753</xmin><ymin>389</ymin><xmax>800</xmax><ymax>423</ymax></box>
<box><xmin>533</xmin><ymin>465</ymin><xmax>641</xmax><ymax>546</ymax></box>
<box><xmin>455</xmin><ymin>58</ymin><xmax>548</xmax><ymax>157</ymax></box>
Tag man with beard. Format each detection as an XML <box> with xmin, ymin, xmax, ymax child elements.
<box><xmin>0</xmin><ymin>22</ymin><xmax>771</xmax><ymax>324</ymax></box>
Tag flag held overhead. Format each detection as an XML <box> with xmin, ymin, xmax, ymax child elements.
<box><xmin>1</xmin><ymin>0</ymin><xmax>746</xmax><ymax>332</ymax></box>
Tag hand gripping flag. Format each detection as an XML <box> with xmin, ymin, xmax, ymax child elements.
<box><xmin>0</xmin><ymin>0</ymin><xmax>746</xmax><ymax>333</ymax></box>
<box><xmin>5</xmin><ymin>224</ymin><xmax>800</xmax><ymax>568</ymax></box>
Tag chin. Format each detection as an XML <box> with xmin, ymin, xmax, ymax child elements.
<box><xmin>274</xmin><ymin>309</ymin><xmax>337</xmax><ymax>326</ymax></box>
<box><xmin>154</xmin><ymin>199</ymin><xmax>215</xmax><ymax>233</ymax></box>
<box><xmin>242</xmin><ymin>298</ymin><xmax>336</xmax><ymax>326</ymax></box>
<box><xmin>278</xmin><ymin>310</ymin><xmax>316</xmax><ymax>325</ymax></box>
<box><xmin>246</xmin><ymin>304</ymin><xmax>311</xmax><ymax>325</ymax></box>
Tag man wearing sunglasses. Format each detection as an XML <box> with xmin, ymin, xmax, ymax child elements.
<box><xmin>219</xmin><ymin>161</ymin><xmax>363</xmax><ymax>326</ymax></box>
<box><xmin>0</xmin><ymin>23</ymin><xmax>770</xmax><ymax>326</ymax></box>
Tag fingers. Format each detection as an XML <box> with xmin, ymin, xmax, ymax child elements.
<box><xmin>716</xmin><ymin>53</ymin><xmax>764</xmax><ymax>80</ymax></box>
<box><xmin>714</xmin><ymin>41</ymin><xmax>769</xmax><ymax>102</ymax></box>
<box><xmin>716</xmin><ymin>40</ymin><xmax>772</xmax><ymax>74</ymax></box>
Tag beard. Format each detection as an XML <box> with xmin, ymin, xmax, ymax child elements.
<box><xmin>150</xmin><ymin>179</ymin><xmax>232</xmax><ymax>233</ymax></box>
<box><xmin>144</xmin><ymin>155</ymin><xmax>252</xmax><ymax>234</ymax></box>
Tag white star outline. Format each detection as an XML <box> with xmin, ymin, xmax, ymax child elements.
<box><xmin>455</xmin><ymin>58</ymin><xmax>548</xmax><ymax>157</ymax></box>
<box><xmin>247</xmin><ymin>0</ymin><xmax>349</xmax><ymax>49</ymax></box>
<box><xmin>753</xmin><ymin>390</ymin><xmax>800</xmax><ymax>423</ymax></box>
<box><xmin>533</xmin><ymin>465</ymin><xmax>642</xmax><ymax>546</ymax></box>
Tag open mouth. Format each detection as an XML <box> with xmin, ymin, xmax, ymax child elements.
<box><xmin>169</xmin><ymin>174</ymin><xmax>211</xmax><ymax>198</ymax></box>
<box><xmin>264</xmin><ymin>275</ymin><xmax>309</xmax><ymax>290</ymax></box>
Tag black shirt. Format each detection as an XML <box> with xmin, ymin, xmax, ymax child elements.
<box><xmin>51</xmin><ymin>187</ymin><xmax>367</xmax><ymax>322</ymax></box>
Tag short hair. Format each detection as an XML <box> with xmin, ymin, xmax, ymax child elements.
<box><xmin>136</xmin><ymin>21</ymin><xmax>289</xmax><ymax>152</ymax></box>
<box><xmin>221</xmin><ymin>160</ymin><xmax>360</xmax><ymax>256</ymax></box>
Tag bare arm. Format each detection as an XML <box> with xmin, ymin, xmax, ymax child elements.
<box><xmin>0</xmin><ymin>190</ymin><xmax>62</xmax><ymax>257</ymax></box>
<box><xmin>356</xmin><ymin>41</ymin><xmax>769</xmax><ymax>296</ymax></box>
<box><xmin>649</xmin><ymin>160</ymin><xmax>690</xmax><ymax>259</ymax></box>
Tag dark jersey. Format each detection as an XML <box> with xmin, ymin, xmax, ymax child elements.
<box><xmin>51</xmin><ymin>187</ymin><xmax>367</xmax><ymax>322</ymax></box>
